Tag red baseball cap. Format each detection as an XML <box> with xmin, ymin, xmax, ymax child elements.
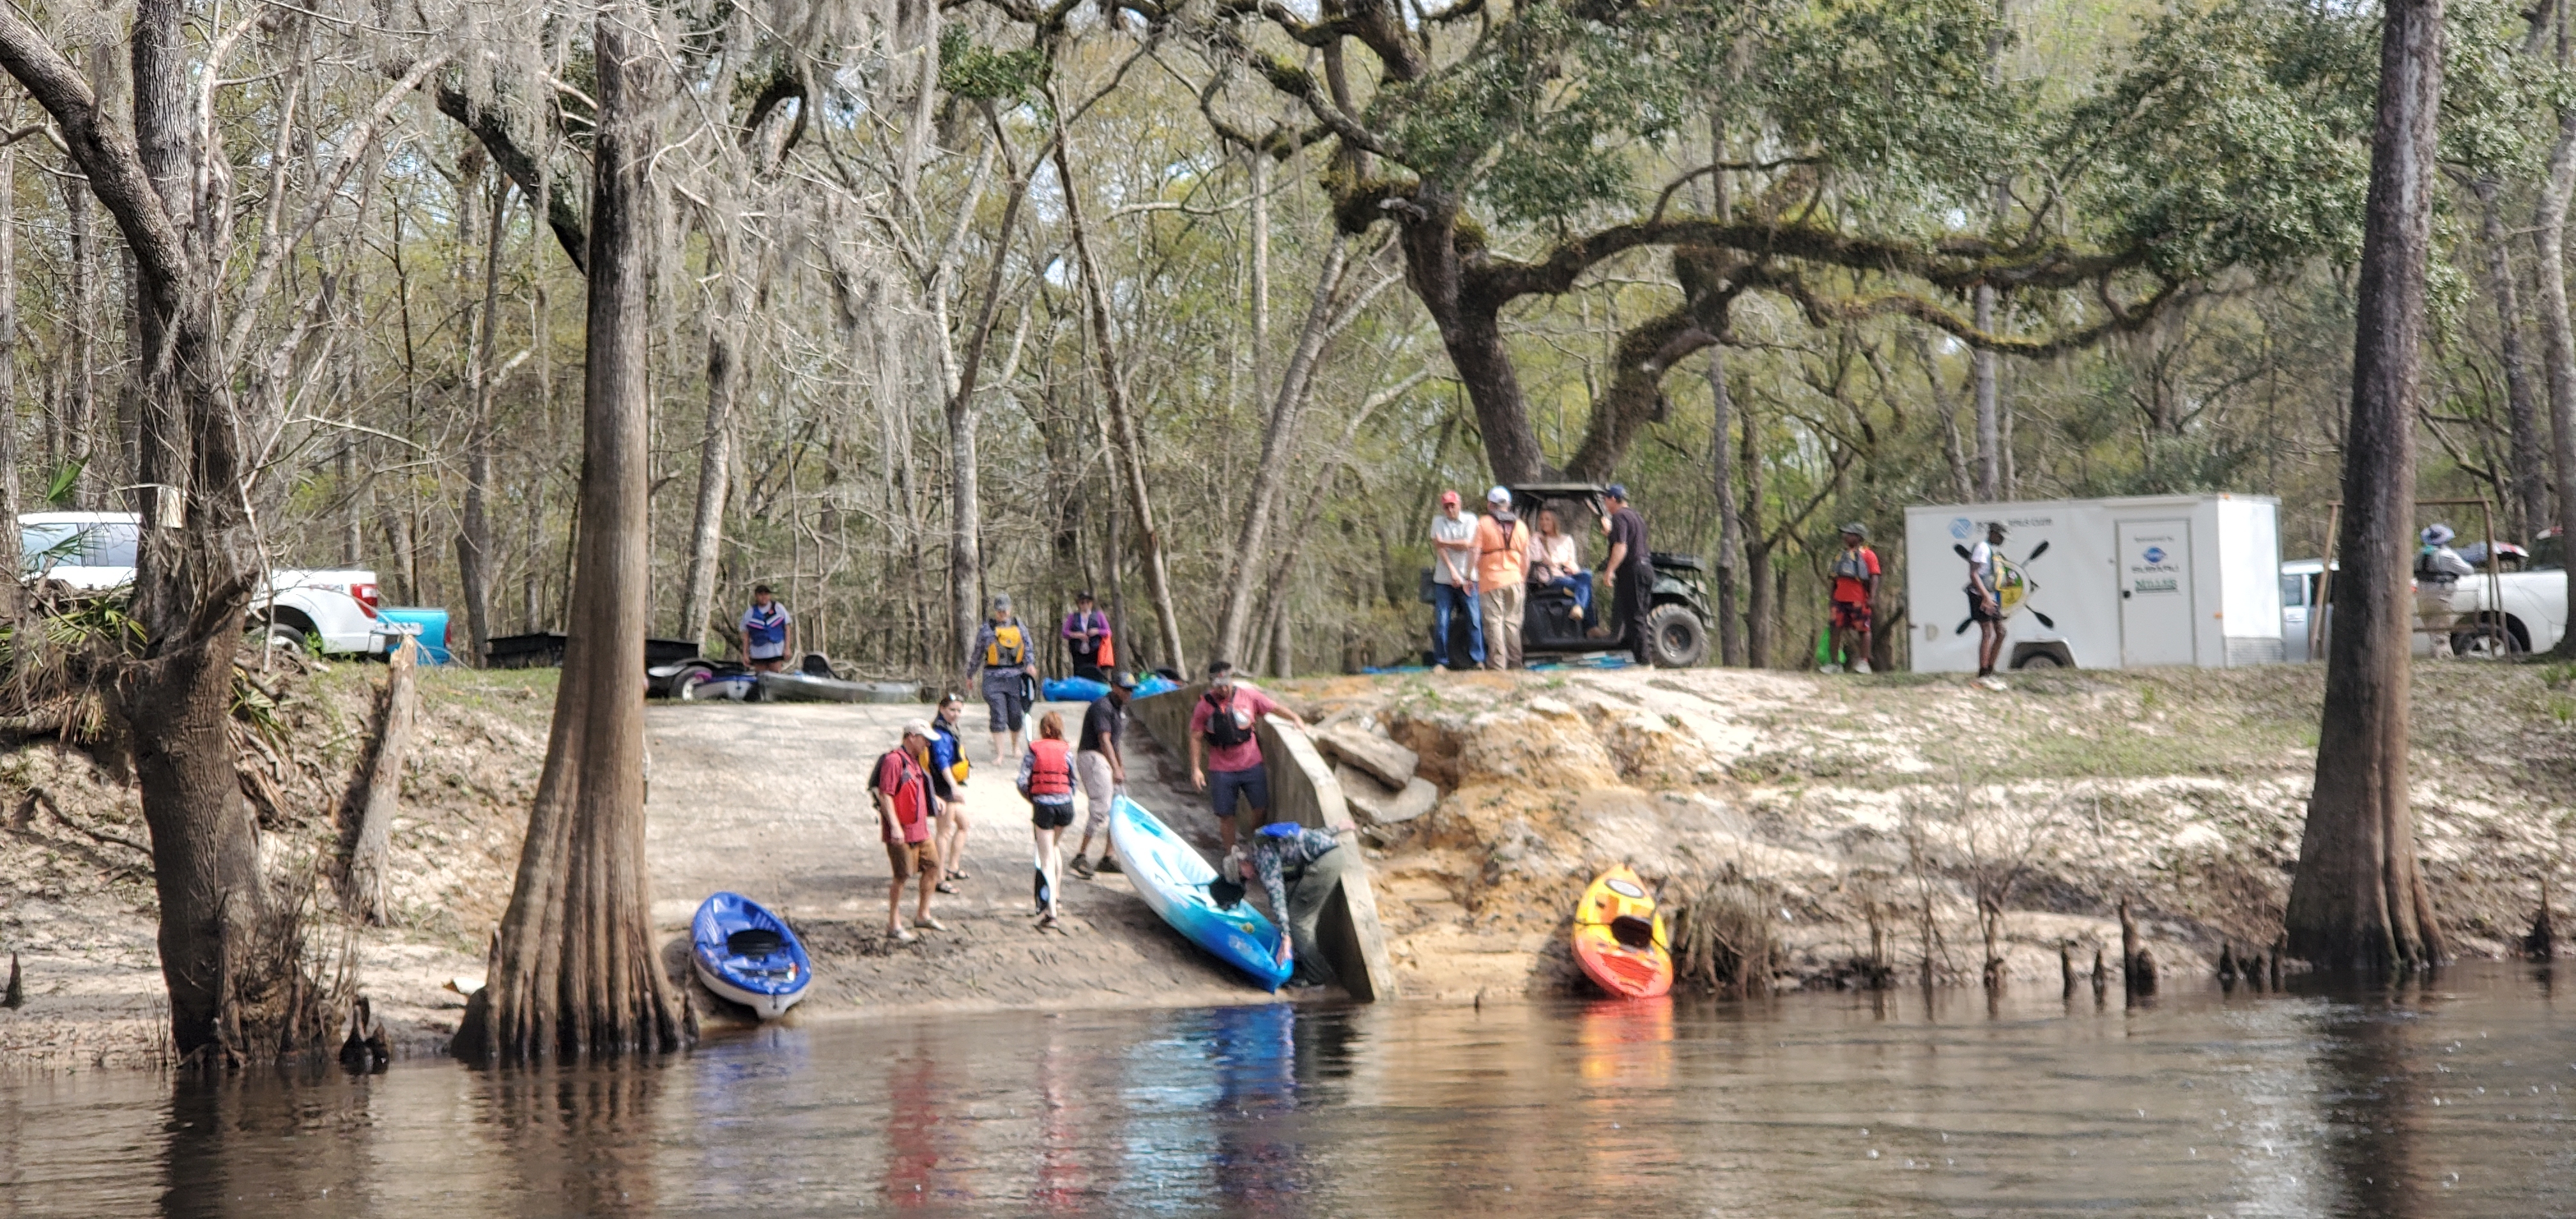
<box><xmin>1439</xmin><ymin>489</ymin><xmax>1460</xmax><ymax>506</ymax></box>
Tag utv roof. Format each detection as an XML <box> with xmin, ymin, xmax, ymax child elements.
<box><xmin>1506</xmin><ymin>482</ymin><xmax>1610</xmax><ymax>499</ymax></box>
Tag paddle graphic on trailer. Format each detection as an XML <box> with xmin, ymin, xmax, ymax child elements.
<box><xmin>1954</xmin><ymin>539</ymin><xmax>2058</xmax><ymax>632</ymax></box>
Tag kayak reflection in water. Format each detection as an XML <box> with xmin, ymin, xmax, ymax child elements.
<box><xmin>1206</xmin><ymin>1004</ymin><xmax>1302</xmax><ymax>1209</ymax></box>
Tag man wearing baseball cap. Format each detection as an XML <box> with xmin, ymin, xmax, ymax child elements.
<box><xmin>1475</xmin><ymin>486</ymin><xmax>1532</xmax><ymax>670</ymax></box>
<box><xmin>868</xmin><ymin>719</ymin><xmax>950</xmax><ymax>942</ymax></box>
<box><xmin>1428</xmin><ymin>489</ymin><xmax>1485</xmax><ymax>670</ymax></box>
<box><xmin>1827</xmin><ymin>522</ymin><xmax>1880</xmax><ymax>674</ymax></box>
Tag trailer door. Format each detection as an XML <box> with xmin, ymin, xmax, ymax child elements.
<box><xmin>2118</xmin><ymin>519</ymin><xmax>2196</xmax><ymax>666</ymax></box>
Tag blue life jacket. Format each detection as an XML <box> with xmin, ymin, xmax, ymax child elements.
<box><xmin>929</xmin><ymin>720</ymin><xmax>969</xmax><ymax>784</ymax></box>
<box><xmin>742</xmin><ymin>602</ymin><xmax>790</xmax><ymax>648</ymax></box>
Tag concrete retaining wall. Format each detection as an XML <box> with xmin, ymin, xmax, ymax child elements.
<box><xmin>1128</xmin><ymin>684</ymin><xmax>1398</xmax><ymax>1002</ymax></box>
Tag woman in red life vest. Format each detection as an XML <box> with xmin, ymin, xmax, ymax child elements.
<box><xmin>1018</xmin><ymin>711</ymin><xmax>1078</xmax><ymax>929</ymax></box>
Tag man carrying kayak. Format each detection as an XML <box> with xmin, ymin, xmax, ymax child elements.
<box><xmin>1188</xmin><ymin>660</ymin><xmax>1306</xmax><ymax>854</ymax></box>
<box><xmin>972</xmin><ymin>594</ymin><xmax>1039</xmax><ymax>764</ymax></box>
<box><xmin>1061</xmin><ymin>591</ymin><xmax>1113</xmax><ymax>682</ymax></box>
<box><xmin>1223</xmin><ymin>820</ymin><xmax>1355</xmax><ymax>988</ymax></box>
<box><xmin>739</xmin><ymin>585</ymin><xmax>795</xmax><ymax>673</ymax></box>
<box><xmin>1068</xmin><ymin>672</ymin><xmax>1135</xmax><ymax>880</ymax></box>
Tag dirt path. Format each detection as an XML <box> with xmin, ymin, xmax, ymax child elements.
<box><xmin>643</xmin><ymin>698</ymin><xmax>1293</xmax><ymax>1029</ymax></box>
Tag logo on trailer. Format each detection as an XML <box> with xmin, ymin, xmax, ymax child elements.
<box><xmin>2142</xmin><ymin>546</ymin><xmax>2166</xmax><ymax>564</ymax></box>
<box><xmin>1949</xmin><ymin>518</ymin><xmax>1974</xmax><ymax>540</ymax></box>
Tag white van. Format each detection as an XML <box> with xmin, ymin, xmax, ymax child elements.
<box><xmin>1903</xmin><ymin>494</ymin><xmax>2286</xmax><ymax>672</ymax></box>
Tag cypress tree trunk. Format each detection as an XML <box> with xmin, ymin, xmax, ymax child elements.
<box><xmin>463</xmin><ymin>3</ymin><xmax>685</xmax><ymax>1059</ymax></box>
<box><xmin>456</xmin><ymin>177</ymin><xmax>507</xmax><ymax>666</ymax></box>
<box><xmin>2285</xmin><ymin>0</ymin><xmax>2446</xmax><ymax>971</ymax></box>
<box><xmin>678</xmin><ymin>317</ymin><xmax>736</xmax><ymax>655</ymax></box>
<box><xmin>1709</xmin><ymin>347</ymin><xmax>1744</xmax><ymax>667</ymax></box>
<box><xmin>2472</xmin><ymin>181</ymin><xmax>2544</xmax><ymax>541</ymax></box>
<box><xmin>0</xmin><ymin>143</ymin><xmax>20</xmax><ymax>618</ymax></box>
<box><xmin>1052</xmin><ymin>124</ymin><xmax>1188</xmax><ymax>675</ymax></box>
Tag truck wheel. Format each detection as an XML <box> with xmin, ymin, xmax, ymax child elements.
<box><xmin>264</xmin><ymin>622</ymin><xmax>307</xmax><ymax>654</ymax></box>
<box><xmin>1645</xmin><ymin>604</ymin><xmax>1708</xmax><ymax>668</ymax></box>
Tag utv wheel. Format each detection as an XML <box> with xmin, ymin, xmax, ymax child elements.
<box><xmin>1645</xmin><ymin>604</ymin><xmax>1708</xmax><ymax>668</ymax></box>
<box><xmin>674</xmin><ymin>666</ymin><xmax>715</xmax><ymax>700</ymax></box>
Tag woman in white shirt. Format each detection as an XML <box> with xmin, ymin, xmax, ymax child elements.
<box><xmin>1529</xmin><ymin>507</ymin><xmax>1592</xmax><ymax>620</ymax></box>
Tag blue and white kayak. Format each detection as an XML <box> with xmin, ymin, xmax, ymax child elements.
<box><xmin>690</xmin><ymin>892</ymin><xmax>813</xmax><ymax>1018</ymax></box>
<box><xmin>1107</xmin><ymin>795</ymin><xmax>1292</xmax><ymax>992</ymax></box>
<box><xmin>1043</xmin><ymin>676</ymin><xmax>1112</xmax><ymax>703</ymax></box>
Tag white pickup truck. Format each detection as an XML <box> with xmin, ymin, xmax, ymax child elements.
<box><xmin>19</xmin><ymin>510</ymin><xmax>393</xmax><ymax>656</ymax></box>
<box><xmin>2282</xmin><ymin>540</ymin><xmax>2571</xmax><ymax>658</ymax></box>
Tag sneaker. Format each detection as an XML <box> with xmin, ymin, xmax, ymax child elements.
<box><xmin>1096</xmin><ymin>854</ymin><xmax>1123</xmax><ymax>875</ymax></box>
<box><xmin>1070</xmin><ymin>856</ymin><xmax>1097</xmax><ymax>880</ymax></box>
<box><xmin>1820</xmin><ymin>664</ymin><xmax>1842</xmax><ymax>675</ymax></box>
<box><xmin>1853</xmin><ymin>659</ymin><xmax>1872</xmax><ymax>675</ymax></box>
<box><xmin>1977</xmin><ymin>675</ymin><xmax>2007</xmax><ymax>691</ymax></box>
<box><xmin>1570</xmin><ymin>606</ymin><xmax>1584</xmax><ymax>620</ymax></box>
<box><xmin>1432</xmin><ymin>664</ymin><xmax>1449</xmax><ymax>673</ymax></box>
<box><xmin>890</xmin><ymin>926</ymin><xmax>917</xmax><ymax>943</ymax></box>
<box><xmin>913</xmin><ymin>916</ymin><xmax>947</xmax><ymax>931</ymax></box>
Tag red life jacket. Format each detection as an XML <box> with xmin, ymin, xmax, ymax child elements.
<box><xmin>1027</xmin><ymin>738</ymin><xmax>1075</xmax><ymax>799</ymax></box>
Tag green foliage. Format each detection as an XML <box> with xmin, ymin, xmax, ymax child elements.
<box><xmin>2058</xmin><ymin>0</ymin><xmax>2377</xmax><ymax>277</ymax></box>
<box><xmin>41</xmin><ymin>463</ymin><xmax>80</xmax><ymax>508</ymax></box>
<box><xmin>939</xmin><ymin>27</ymin><xmax>1046</xmax><ymax>102</ymax></box>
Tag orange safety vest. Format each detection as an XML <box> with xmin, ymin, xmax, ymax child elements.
<box><xmin>1027</xmin><ymin>738</ymin><xmax>1075</xmax><ymax>799</ymax></box>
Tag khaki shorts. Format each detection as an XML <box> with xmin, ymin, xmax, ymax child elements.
<box><xmin>1077</xmin><ymin>750</ymin><xmax>1117</xmax><ymax>831</ymax></box>
<box><xmin>884</xmin><ymin>835</ymin><xmax>940</xmax><ymax>881</ymax></box>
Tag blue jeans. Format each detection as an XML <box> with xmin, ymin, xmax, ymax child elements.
<box><xmin>1538</xmin><ymin>571</ymin><xmax>1593</xmax><ymax>615</ymax></box>
<box><xmin>1433</xmin><ymin>582</ymin><xmax>1485</xmax><ymax>668</ymax></box>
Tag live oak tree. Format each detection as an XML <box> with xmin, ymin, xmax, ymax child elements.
<box><xmin>1160</xmin><ymin>0</ymin><xmax>2379</xmax><ymax>484</ymax></box>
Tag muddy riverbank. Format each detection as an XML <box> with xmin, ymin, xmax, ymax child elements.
<box><xmin>4</xmin><ymin>658</ymin><xmax>2571</xmax><ymax>1070</ymax></box>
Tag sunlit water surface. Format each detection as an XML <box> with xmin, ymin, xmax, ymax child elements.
<box><xmin>4</xmin><ymin>962</ymin><xmax>2575</xmax><ymax>1216</ymax></box>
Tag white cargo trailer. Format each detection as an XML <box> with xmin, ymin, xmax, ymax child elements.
<box><xmin>1902</xmin><ymin>494</ymin><xmax>2285</xmax><ymax>672</ymax></box>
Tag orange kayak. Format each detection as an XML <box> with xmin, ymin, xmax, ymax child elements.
<box><xmin>1573</xmin><ymin>864</ymin><xmax>1673</xmax><ymax>999</ymax></box>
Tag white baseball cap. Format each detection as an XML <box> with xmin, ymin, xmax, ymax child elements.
<box><xmin>1486</xmin><ymin>486</ymin><xmax>1511</xmax><ymax>504</ymax></box>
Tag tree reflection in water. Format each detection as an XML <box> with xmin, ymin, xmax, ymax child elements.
<box><xmin>2312</xmin><ymin>978</ymin><xmax>2425</xmax><ymax>1219</ymax></box>
<box><xmin>476</xmin><ymin>1058</ymin><xmax>666</xmax><ymax>1217</ymax></box>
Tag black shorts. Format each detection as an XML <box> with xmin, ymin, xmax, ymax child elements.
<box><xmin>1966</xmin><ymin>588</ymin><xmax>2002</xmax><ymax>624</ymax></box>
<box><xmin>1031</xmin><ymin>801</ymin><xmax>1075</xmax><ymax>829</ymax></box>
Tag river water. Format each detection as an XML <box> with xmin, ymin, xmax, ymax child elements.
<box><xmin>4</xmin><ymin>962</ymin><xmax>2572</xmax><ymax>1216</ymax></box>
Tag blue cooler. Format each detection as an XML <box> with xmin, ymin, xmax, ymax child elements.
<box><xmin>374</xmin><ymin>608</ymin><xmax>454</xmax><ymax>664</ymax></box>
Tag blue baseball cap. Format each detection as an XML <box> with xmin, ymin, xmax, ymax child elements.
<box><xmin>1256</xmin><ymin>822</ymin><xmax>1303</xmax><ymax>839</ymax></box>
<box><xmin>1604</xmin><ymin>484</ymin><xmax>1629</xmax><ymax>501</ymax></box>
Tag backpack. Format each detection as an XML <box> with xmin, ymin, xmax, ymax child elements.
<box><xmin>869</xmin><ymin>749</ymin><xmax>928</xmax><ymax>825</ymax></box>
<box><xmin>1201</xmin><ymin>689</ymin><xmax>1255</xmax><ymax>749</ymax></box>
<box><xmin>1832</xmin><ymin>548</ymin><xmax>1872</xmax><ymax>583</ymax></box>
<box><xmin>986</xmin><ymin>621</ymin><xmax>1027</xmax><ymax>667</ymax></box>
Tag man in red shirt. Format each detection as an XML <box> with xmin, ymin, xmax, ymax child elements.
<box><xmin>1187</xmin><ymin>661</ymin><xmax>1308</xmax><ymax>852</ymax></box>
<box><xmin>871</xmin><ymin>720</ymin><xmax>949</xmax><ymax>942</ymax></box>
<box><xmin>1828</xmin><ymin>523</ymin><xmax>1881</xmax><ymax>674</ymax></box>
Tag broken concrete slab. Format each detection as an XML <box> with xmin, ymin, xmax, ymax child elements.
<box><xmin>1315</xmin><ymin>721</ymin><xmax>1420</xmax><ymax>788</ymax></box>
<box><xmin>1340</xmin><ymin>763</ymin><xmax>1438</xmax><ymax>825</ymax></box>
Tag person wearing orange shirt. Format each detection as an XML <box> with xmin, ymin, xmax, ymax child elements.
<box><xmin>1827</xmin><ymin>523</ymin><xmax>1881</xmax><ymax>674</ymax></box>
<box><xmin>1475</xmin><ymin>486</ymin><xmax>1533</xmax><ymax>670</ymax></box>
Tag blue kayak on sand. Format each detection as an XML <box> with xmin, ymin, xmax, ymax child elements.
<box><xmin>691</xmin><ymin>892</ymin><xmax>813</xmax><ymax>1019</ymax></box>
<box><xmin>1107</xmin><ymin>795</ymin><xmax>1292</xmax><ymax>992</ymax></box>
<box><xmin>1043</xmin><ymin>676</ymin><xmax>1112</xmax><ymax>703</ymax></box>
